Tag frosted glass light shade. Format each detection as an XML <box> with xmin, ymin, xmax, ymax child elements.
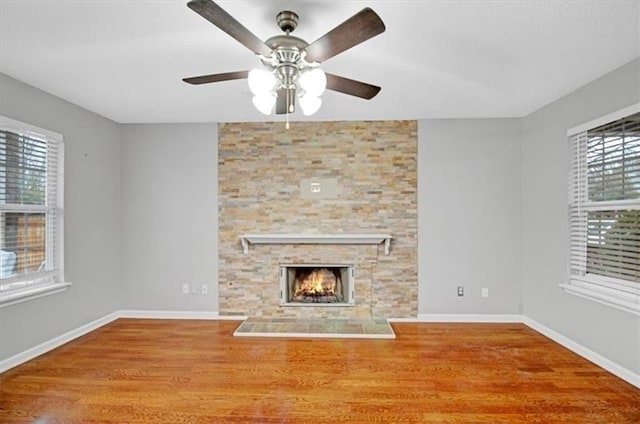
<box><xmin>252</xmin><ymin>94</ymin><xmax>276</xmax><ymax>115</ymax></box>
<box><xmin>248</xmin><ymin>69</ymin><xmax>277</xmax><ymax>95</ymax></box>
<box><xmin>299</xmin><ymin>95</ymin><xmax>322</xmax><ymax>116</ymax></box>
<box><xmin>298</xmin><ymin>68</ymin><xmax>326</xmax><ymax>98</ymax></box>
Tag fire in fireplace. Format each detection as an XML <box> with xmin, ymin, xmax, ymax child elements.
<box><xmin>280</xmin><ymin>264</ymin><xmax>354</xmax><ymax>306</ymax></box>
<box><xmin>292</xmin><ymin>268</ymin><xmax>343</xmax><ymax>302</ymax></box>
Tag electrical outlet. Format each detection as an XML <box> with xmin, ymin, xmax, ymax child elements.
<box><xmin>482</xmin><ymin>287</ymin><xmax>489</xmax><ymax>298</ymax></box>
<box><xmin>202</xmin><ymin>284</ymin><xmax>208</xmax><ymax>295</ymax></box>
<box><xmin>457</xmin><ymin>286</ymin><xmax>464</xmax><ymax>297</ymax></box>
<box><xmin>182</xmin><ymin>283</ymin><xmax>189</xmax><ymax>294</ymax></box>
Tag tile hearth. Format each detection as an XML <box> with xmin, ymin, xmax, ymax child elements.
<box><xmin>233</xmin><ymin>317</ymin><xmax>395</xmax><ymax>339</ymax></box>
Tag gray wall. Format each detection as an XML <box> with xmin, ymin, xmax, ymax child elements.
<box><xmin>521</xmin><ymin>58</ymin><xmax>640</xmax><ymax>374</ymax></box>
<box><xmin>418</xmin><ymin>119</ymin><xmax>522</xmax><ymax>315</ymax></box>
<box><xmin>120</xmin><ymin>124</ymin><xmax>218</xmax><ymax>311</ymax></box>
<box><xmin>0</xmin><ymin>73</ymin><xmax>121</xmax><ymax>359</ymax></box>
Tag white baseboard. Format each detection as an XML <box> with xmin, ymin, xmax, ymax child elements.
<box><xmin>0</xmin><ymin>311</ymin><xmax>120</xmax><ymax>373</ymax></box>
<box><xmin>118</xmin><ymin>310</ymin><xmax>220</xmax><ymax>320</ymax></box>
<box><xmin>415</xmin><ymin>313</ymin><xmax>523</xmax><ymax>323</ymax></box>
<box><xmin>522</xmin><ymin>316</ymin><xmax>639</xmax><ymax>388</ymax></box>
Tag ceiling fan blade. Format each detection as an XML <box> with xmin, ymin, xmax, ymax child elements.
<box><xmin>183</xmin><ymin>71</ymin><xmax>249</xmax><ymax>85</ymax></box>
<box><xmin>325</xmin><ymin>73</ymin><xmax>381</xmax><ymax>100</ymax></box>
<box><xmin>187</xmin><ymin>0</ymin><xmax>272</xmax><ymax>57</ymax></box>
<box><xmin>303</xmin><ymin>8</ymin><xmax>385</xmax><ymax>63</ymax></box>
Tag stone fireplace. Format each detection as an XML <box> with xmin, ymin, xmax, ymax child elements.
<box><xmin>218</xmin><ymin>120</ymin><xmax>418</xmax><ymax>318</ymax></box>
<box><xmin>280</xmin><ymin>264</ymin><xmax>354</xmax><ymax>306</ymax></box>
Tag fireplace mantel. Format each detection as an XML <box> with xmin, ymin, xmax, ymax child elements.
<box><xmin>238</xmin><ymin>234</ymin><xmax>393</xmax><ymax>255</ymax></box>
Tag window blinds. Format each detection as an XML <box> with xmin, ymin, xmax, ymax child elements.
<box><xmin>568</xmin><ymin>112</ymin><xmax>640</xmax><ymax>285</ymax></box>
<box><xmin>0</xmin><ymin>128</ymin><xmax>60</xmax><ymax>285</ymax></box>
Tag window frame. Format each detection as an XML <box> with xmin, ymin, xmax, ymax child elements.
<box><xmin>0</xmin><ymin>116</ymin><xmax>69</xmax><ymax>307</ymax></box>
<box><xmin>562</xmin><ymin>103</ymin><xmax>640</xmax><ymax>316</ymax></box>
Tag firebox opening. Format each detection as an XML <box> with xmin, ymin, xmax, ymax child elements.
<box><xmin>280</xmin><ymin>264</ymin><xmax>354</xmax><ymax>306</ymax></box>
<box><xmin>292</xmin><ymin>267</ymin><xmax>343</xmax><ymax>303</ymax></box>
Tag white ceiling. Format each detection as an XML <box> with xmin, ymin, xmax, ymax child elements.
<box><xmin>1</xmin><ymin>1</ymin><xmax>638</xmax><ymax>124</ymax></box>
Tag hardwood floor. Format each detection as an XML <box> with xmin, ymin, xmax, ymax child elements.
<box><xmin>1</xmin><ymin>319</ymin><xmax>638</xmax><ymax>423</ymax></box>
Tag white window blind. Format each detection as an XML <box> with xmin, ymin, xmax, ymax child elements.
<box><xmin>0</xmin><ymin>116</ymin><xmax>67</xmax><ymax>306</ymax></box>
<box><xmin>565</xmin><ymin>106</ymin><xmax>640</xmax><ymax>315</ymax></box>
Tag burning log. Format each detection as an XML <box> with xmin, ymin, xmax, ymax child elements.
<box><xmin>291</xmin><ymin>268</ymin><xmax>343</xmax><ymax>303</ymax></box>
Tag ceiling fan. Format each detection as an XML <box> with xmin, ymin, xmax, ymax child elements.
<box><xmin>182</xmin><ymin>0</ymin><xmax>386</xmax><ymax>117</ymax></box>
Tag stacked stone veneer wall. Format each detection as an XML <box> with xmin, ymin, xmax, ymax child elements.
<box><xmin>218</xmin><ymin>120</ymin><xmax>417</xmax><ymax>318</ymax></box>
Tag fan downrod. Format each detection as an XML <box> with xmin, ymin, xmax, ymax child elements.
<box><xmin>276</xmin><ymin>11</ymin><xmax>298</xmax><ymax>33</ymax></box>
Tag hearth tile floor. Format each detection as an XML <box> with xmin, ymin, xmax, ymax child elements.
<box><xmin>233</xmin><ymin>317</ymin><xmax>395</xmax><ymax>339</ymax></box>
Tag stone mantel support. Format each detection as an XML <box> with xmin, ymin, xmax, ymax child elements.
<box><xmin>239</xmin><ymin>234</ymin><xmax>393</xmax><ymax>255</ymax></box>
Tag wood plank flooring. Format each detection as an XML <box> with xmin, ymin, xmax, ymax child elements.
<box><xmin>1</xmin><ymin>319</ymin><xmax>638</xmax><ymax>423</ymax></box>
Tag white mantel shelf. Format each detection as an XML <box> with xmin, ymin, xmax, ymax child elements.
<box><xmin>238</xmin><ymin>234</ymin><xmax>393</xmax><ymax>255</ymax></box>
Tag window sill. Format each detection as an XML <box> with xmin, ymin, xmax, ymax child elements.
<box><xmin>560</xmin><ymin>279</ymin><xmax>639</xmax><ymax>316</ymax></box>
<box><xmin>0</xmin><ymin>282</ymin><xmax>72</xmax><ymax>308</ymax></box>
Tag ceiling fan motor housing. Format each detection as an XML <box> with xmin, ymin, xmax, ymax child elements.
<box><xmin>263</xmin><ymin>34</ymin><xmax>313</xmax><ymax>89</ymax></box>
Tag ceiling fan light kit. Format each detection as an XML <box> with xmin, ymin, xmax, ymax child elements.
<box><xmin>247</xmin><ymin>55</ymin><xmax>326</xmax><ymax>116</ymax></box>
<box><xmin>183</xmin><ymin>0</ymin><xmax>385</xmax><ymax>118</ymax></box>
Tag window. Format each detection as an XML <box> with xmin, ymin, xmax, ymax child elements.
<box><xmin>563</xmin><ymin>104</ymin><xmax>640</xmax><ymax>315</ymax></box>
<box><xmin>0</xmin><ymin>116</ymin><xmax>68</xmax><ymax>307</ymax></box>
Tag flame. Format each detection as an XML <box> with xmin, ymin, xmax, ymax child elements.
<box><xmin>293</xmin><ymin>269</ymin><xmax>336</xmax><ymax>297</ymax></box>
